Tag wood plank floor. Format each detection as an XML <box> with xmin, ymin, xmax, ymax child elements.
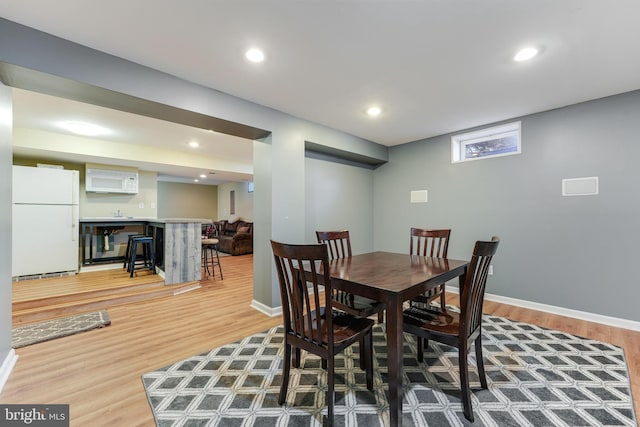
<box><xmin>2</xmin><ymin>254</ymin><xmax>639</xmax><ymax>426</ymax></box>
<box><xmin>12</xmin><ymin>268</ymin><xmax>162</xmax><ymax>303</ymax></box>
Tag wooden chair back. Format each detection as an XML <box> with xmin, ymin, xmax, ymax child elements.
<box><xmin>316</xmin><ymin>229</ymin><xmax>385</xmax><ymax>322</ymax></box>
<box><xmin>460</xmin><ymin>236</ymin><xmax>500</xmax><ymax>338</ymax></box>
<box><xmin>315</xmin><ymin>230</ymin><xmax>352</xmax><ymax>260</ymax></box>
<box><xmin>270</xmin><ymin>240</ymin><xmax>333</xmax><ymax>348</ymax></box>
<box><xmin>410</xmin><ymin>228</ymin><xmax>451</xmax><ymax>257</ymax></box>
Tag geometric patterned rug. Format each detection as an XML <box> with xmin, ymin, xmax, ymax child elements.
<box><xmin>142</xmin><ymin>313</ymin><xmax>637</xmax><ymax>426</ymax></box>
<box><xmin>12</xmin><ymin>310</ymin><xmax>111</xmax><ymax>349</ymax></box>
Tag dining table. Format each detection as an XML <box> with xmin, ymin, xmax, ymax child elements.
<box><xmin>326</xmin><ymin>251</ymin><xmax>469</xmax><ymax>427</ymax></box>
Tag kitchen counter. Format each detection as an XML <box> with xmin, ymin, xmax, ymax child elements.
<box><xmin>79</xmin><ymin>217</ymin><xmax>209</xmax><ymax>223</ymax></box>
<box><xmin>80</xmin><ymin>218</ymin><xmax>212</xmax><ymax>285</ymax></box>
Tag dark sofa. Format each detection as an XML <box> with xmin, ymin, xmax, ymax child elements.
<box><xmin>214</xmin><ymin>219</ymin><xmax>253</xmax><ymax>255</ymax></box>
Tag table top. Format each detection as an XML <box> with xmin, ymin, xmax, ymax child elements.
<box><xmin>328</xmin><ymin>251</ymin><xmax>468</xmax><ymax>296</ymax></box>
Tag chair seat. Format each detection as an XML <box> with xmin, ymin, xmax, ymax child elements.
<box><xmin>296</xmin><ymin>310</ymin><xmax>374</xmax><ymax>345</ymax></box>
<box><xmin>328</xmin><ymin>312</ymin><xmax>375</xmax><ymax>345</ymax></box>
<box><xmin>403</xmin><ymin>306</ymin><xmax>460</xmax><ymax>336</ymax></box>
<box><xmin>332</xmin><ymin>291</ymin><xmax>385</xmax><ymax>318</ymax></box>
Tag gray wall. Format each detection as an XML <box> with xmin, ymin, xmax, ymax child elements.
<box><xmin>0</xmin><ymin>83</ymin><xmax>12</xmax><ymax>378</ymax></box>
<box><xmin>217</xmin><ymin>181</ymin><xmax>253</xmax><ymax>222</ymax></box>
<box><xmin>374</xmin><ymin>90</ymin><xmax>640</xmax><ymax>322</ymax></box>
<box><xmin>305</xmin><ymin>156</ymin><xmax>374</xmax><ymax>254</ymax></box>
<box><xmin>157</xmin><ymin>181</ymin><xmax>218</xmax><ymax>220</ymax></box>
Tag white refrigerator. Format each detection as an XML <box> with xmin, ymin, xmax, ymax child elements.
<box><xmin>12</xmin><ymin>165</ymin><xmax>80</xmax><ymax>278</ymax></box>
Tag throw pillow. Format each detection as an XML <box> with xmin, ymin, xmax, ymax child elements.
<box><xmin>228</xmin><ymin>214</ymin><xmax>241</xmax><ymax>224</ymax></box>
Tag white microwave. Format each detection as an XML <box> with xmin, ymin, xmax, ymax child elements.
<box><xmin>85</xmin><ymin>168</ymin><xmax>139</xmax><ymax>194</ymax></box>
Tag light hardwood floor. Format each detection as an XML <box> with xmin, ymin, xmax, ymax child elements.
<box><xmin>3</xmin><ymin>255</ymin><xmax>639</xmax><ymax>426</ymax></box>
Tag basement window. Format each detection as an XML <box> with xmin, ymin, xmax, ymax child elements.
<box><xmin>451</xmin><ymin>121</ymin><xmax>521</xmax><ymax>163</ymax></box>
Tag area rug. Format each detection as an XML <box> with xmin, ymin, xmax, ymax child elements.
<box><xmin>12</xmin><ymin>310</ymin><xmax>111</xmax><ymax>349</ymax></box>
<box><xmin>142</xmin><ymin>314</ymin><xmax>636</xmax><ymax>426</ymax></box>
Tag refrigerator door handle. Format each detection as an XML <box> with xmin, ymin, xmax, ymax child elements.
<box><xmin>71</xmin><ymin>170</ymin><xmax>80</xmax><ymax>205</ymax></box>
<box><xmin>71</xmin><ymin>205</ymin><xmax>78</xmax><ymax>242</ymax></box>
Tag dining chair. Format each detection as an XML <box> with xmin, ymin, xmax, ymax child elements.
<box><xmin>409</xmin><ymin>228</ymin><xmax>451</xmax><ymax>310</ymax></box>
<box><xmin>403</xmin><ymin>236</ymin><xmax>500</xmax><ymax>422</ymax></box>
<box><xmin>316</xmin><ymin>230</ymin><xmax>385</xmax><ymax>323</ymax></box>
<box><xmin>270</xmin><ymin>240</ymin><xmax>374</xmax><ymax>425</ymax></box>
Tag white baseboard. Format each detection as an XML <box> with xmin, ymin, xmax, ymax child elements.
<box><xmin>251</xmin><ymin>288</ymin><xmax>640</xmax><ymax>332</ymax></box>
<box><xmin>251</xmin><ymin>299</ymin><xmax>282</xmax><ymax>318</ymax></box>
<box><xmin>446</xmin><ymin>285</ymin><xmax>640</xmax><ymax>332</ymax></box>
<box><xmin>0</xmin><ymin>349</ymin><xmax>18</xmax><ymax>393</ymax></box>
<box><xmin>80</xmin><ymin>263</ymin><xmax>122</xmax><ymax>273</ymax></box>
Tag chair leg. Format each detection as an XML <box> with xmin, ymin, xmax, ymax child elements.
<box><xmin>475</xmin><ymin>335</ymin><xmax>488</xmax><ymax>389</ymax></box>
<box><xmin>326</xmin><ymin>356</ymin><xmax>335</xmax><ymax>426</ymax></box>
<box><xmin>214</xmin><ymin>245</ymin><xmax>223</xmax><ymax>279</ymax></box>
<box><xmin>377</xmin><ymin>310</ymin><xmax>384</xmax><ymax>323</ymax></box>
<box><xmin>359</xmin><ymin>337</ymin><xmax>365</xmax><ymax>370</ymax></box>
<box><xmin>459</xmin><ymin>343</ymin><xmax>474</xmax><ymax>422</ymax></box>
<box><xmin>148</xmin><ymin>240</ymin><xmax>155</xmax><ymax>273</ymax></box>
<box><xmin>417</xmin><ymin>337</ymin><xmax>424</xmax><ymax>363</ymax></box>
<box><xmin>293</xmin><ymin>347</ymin><xmax>301</xmax><ymax>368</ymax></box>
<box><xmin>364</xmin><ymin>330</ymin><xmax>373</xmax><ymax>390</ymax></box>
<box><xmin>123</xmin><ymin>236</ymin><xmax>132</xmax><ymax>269</ymax></box>
<box><xmin>129</xmin><ymin>240</ymin><xmax>137</xmax><ymax>278</ymax></box>
<box><xmin>439</xmin><ymin>285</ymin><xmax>446</xmax><ymax>310</ymax></box>
<box><xmin>279</xmin><ymin>343</ymin><xmax>292</xmax><ymax>405</ymax></box>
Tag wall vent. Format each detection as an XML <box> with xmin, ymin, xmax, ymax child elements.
<box><xmin>562</xmin><ymin>177</ymin><xmax>599</xmax><ymax>196</ymax></box>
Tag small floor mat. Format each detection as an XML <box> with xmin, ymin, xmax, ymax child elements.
<box><xmin>12</xmin><ymin>310</ymin><xmax>111</xmax><ymax>349</ymax></box>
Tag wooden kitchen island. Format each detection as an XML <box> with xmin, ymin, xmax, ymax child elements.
<box><xmin>80</xmin><ymin>218</ymin><xmax>210</xmax><ymax>285</ymax></box>
<box><xmin>147</xmin><ymin>218</ymin><xmax>207</xmax><ymax>284</ymax></box>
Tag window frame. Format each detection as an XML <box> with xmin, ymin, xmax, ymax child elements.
<box><xmin>451</xmin><ymin>121</ymin><xmax>521</xmax><ymax>163</ymax></box>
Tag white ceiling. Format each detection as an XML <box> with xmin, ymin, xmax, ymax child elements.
<box><xmin>3</xmin><ymin>1</ymin><xmax>640</xmax><ymax>180</ymax></box>
<box><xmin>11</xmin><ymin>89</ymin><xmax>254</xmax><ymax>185</ymax></box>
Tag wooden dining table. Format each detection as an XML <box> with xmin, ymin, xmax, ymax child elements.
<box><xmin>327</xmin><ymin>251</ymin><xmax>469</xmax><ymax>427</ymax></box>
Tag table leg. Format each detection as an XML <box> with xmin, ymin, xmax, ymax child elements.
<box><xmin>386</xmin><ymin>294</ymin><xmax>404</xmax><ymax>427</ymax></box>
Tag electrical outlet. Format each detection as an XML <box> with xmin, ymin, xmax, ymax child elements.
<box><xmin>488</xmin><ymin>265</ymin><xmax>494</xmax><ymax>275</ymax></box>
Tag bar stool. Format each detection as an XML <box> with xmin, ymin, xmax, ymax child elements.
<box><xmin>123</xmin><ymin>234</ymin><xmax>144</xmax><ymax>270</ymax></box>
<box><xmin>202</xmin><ymin>237</ymin><xmax>223</xmax><ymax>279</ymax></box>
<box><xmin>128</xmin><ymin>235</ymin><xmax>156</xmax><ymax>277</ymax></box>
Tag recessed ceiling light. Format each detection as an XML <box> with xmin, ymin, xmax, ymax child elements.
<box><xmin>245</xmin><ymin>48</ymin><xmax>265</xmax><ymax>63</ymax></box>
<box><xmin>188</xmin><ymin>141</ymin><xmax>199</xmax><ymax>148</ymax></box>
<box><xmin>58</xmin><ymin>121</ymin><xmax>108</xmax><ymax>136</ymax></box>
<box><xmin>199</xmin><ymin>174</ymin><xmax>206</xmax><ymax>179</ymax></box>
<box><xmin>514</xmin><ymin>47</ymin><xmax>539</xmax><ymax>62</ymax></box>
<box><xmin>194</xmin><ymin>179</ymin><xmax>199</xmax><ymax>183</ymax></box>
<box><xmin>366</xmin><ymin>106</ymin><xmax>382</xmax><ymax>117</ymax></box>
